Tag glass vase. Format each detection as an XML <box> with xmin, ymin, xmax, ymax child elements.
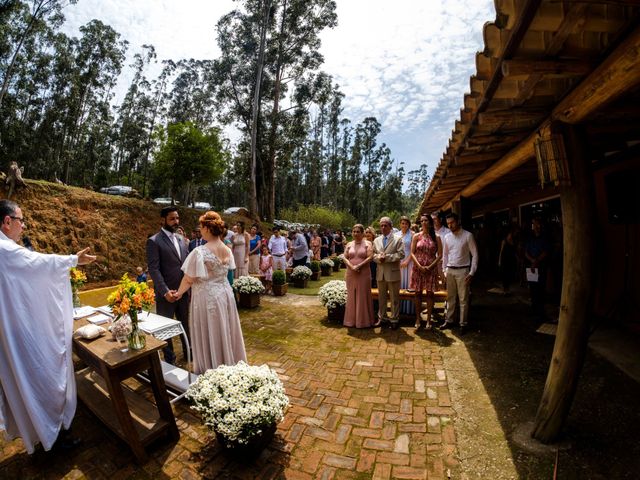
<box><xmin>72</xmin><ymin>287</ymin><xmax>81</xmax><ymax>308</ymax></box>
<box><xmin>127</xmin><ymin>310</ymin><xmax>146</xmax><ymax>350</ymax></box>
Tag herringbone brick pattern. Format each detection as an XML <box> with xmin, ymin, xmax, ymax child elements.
<box><xmin>0</xmin><ymin>295</ymin><xmax>458</xmax><ymax>479</ymax></box>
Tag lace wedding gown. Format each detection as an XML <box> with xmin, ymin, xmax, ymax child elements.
<box><xmin>181</xmin><ymin>246</ymin><xmax>247</xmax><ymax>374</ymax></box>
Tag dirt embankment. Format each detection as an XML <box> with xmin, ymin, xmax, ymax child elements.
<box><xmin>2</xmin><ymin>180</ymin><xmax>256</xmax><ymax>288</ymax></box>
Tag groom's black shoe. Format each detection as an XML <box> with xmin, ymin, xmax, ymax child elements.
<box><xmin>438</xmin><ymin>322</ymin><xmax>454</xmax><ymax>331</ymax></box>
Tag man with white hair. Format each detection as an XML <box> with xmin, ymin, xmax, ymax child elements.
<box><xmin>0</xmin><ymin>199</ymin><xmax>96</xmax><ymax>452</ymax></box>
<box><xmin>372</xmin><ymin>216</ymin><xmax>405</xmax><ymax>330</ymax></box>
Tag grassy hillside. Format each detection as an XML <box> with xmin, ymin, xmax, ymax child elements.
<box><xmin>1</xmin><ymin>180</ymin><xmax>255</xmax><ymax>288</ymax></box>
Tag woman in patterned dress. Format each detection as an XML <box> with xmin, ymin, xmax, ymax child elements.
<box><xmin>410</xmin><ymin>214</ymin><xmax>442</xmax><ymax>330</ymax></box>
<box><xmin>396</xmin><ymin>216</ymin><xmax>415</xmax><ymax>316</ymax></box>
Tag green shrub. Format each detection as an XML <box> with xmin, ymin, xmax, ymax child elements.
<box><xmin>279</xmin><ymin>205</ymin><xmax>356</xmax><ymax>231</ymax></box>
<box><xmin>272</xmin><ymin>269</ymin><xmax>286</xmax><ymax>285</ymax></box>
<box><xmin>310</xmin><ymin>260</ymin><xmax>321</xmax><ymax>272</ymax></box>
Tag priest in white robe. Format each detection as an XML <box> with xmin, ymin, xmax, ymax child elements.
<box><xmin>0</xmin><ymin>199</ymin><xmax>96</xmax><ymax>453</ymax></box>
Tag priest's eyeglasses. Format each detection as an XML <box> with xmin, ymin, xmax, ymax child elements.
<box><xmin>9</xmin><ymin>215</ymin><xmax>25</xmax><ymax>225</ymax></box>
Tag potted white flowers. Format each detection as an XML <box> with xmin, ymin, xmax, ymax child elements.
<box><xmin>320</xmin><ymin>258</ymin><xmax>334</xmax><ymax>276</ymax></box>
<box><xmin>290</xmin><ymin>265</ymin><xmax>312</xmax><ymax>289</ymax></box>
<box><xmin>186</xmin><ymin>361</ymin><xmax>289</xmax><ymax>457</ymax></box>
<box><xmin>233</xmin><ymin>275</ymin><xmax>266</xmax><ymax>308</ymax></box>
<box><xmin>318</xmin><ymin>280</ymin><xmax>348</xmax><ymax>322</ymax></box>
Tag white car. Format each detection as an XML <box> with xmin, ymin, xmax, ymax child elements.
<box><xmin>100</xmin><ymin>185</ymin><xmax>138</xmax><ymax>197</ymax></box>
<box><xmin>193</xmin><ymin>202</ymin><xmax>211</xmax><ymax>210</ymax></box>
<box><xmin>153</xmin><ymin>197</ymin><xmax>173</xmax><ymax>205</ymax></box>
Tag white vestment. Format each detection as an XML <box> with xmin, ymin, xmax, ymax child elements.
<box><xmin>0</xmin><ymin>231</ymin><xmax>78</xmax><ymax>453</ymax></box>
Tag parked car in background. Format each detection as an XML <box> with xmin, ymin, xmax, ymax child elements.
<box><xmin>99</xmin><ymin>185</ymin><xmax>139</xmax><ymax>197</ymax></box>
<box><xmin>193</xmin><ymin>202</ymin><xmax>211</xmax><ymax>211</ymax></box>
<box><xmin>223</xmin><ymin>207</ymin><xmax>249</xmax><ymax>216</ymax></box>
<box><xmin>153</xmin><ymin>197</ymin><xmax>173</xmax><ymax>205</ymax></box>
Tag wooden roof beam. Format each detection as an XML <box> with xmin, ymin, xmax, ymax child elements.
<box><xmin>502</xmin><ymin>59</ymin><xmax>593</xmax><ymax>78</ymax></box>
<box><xmin>440</xmin><ymin>24</ymin><xmax>640</xmax><ymax>211</ymax></box>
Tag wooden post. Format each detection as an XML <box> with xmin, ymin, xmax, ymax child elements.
<box><xmin>531</xmin><ymin>123</ymin><xmax>596</xmax><ymax>443</ymax></box>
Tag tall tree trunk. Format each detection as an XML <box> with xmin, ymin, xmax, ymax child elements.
<box><xmin>264</xmin><ymin>0</ymin><xmax>288</xmax><ymax>222</ymax></box>
<box><xmin>532</xmin><ymin>123</ymin><xmax>596</xmax><ymax>442</ymax></box>
<box><xmin>249</xmin><ymin>0</ymin><xmax>270</xmax><ymax>218</ymax></box>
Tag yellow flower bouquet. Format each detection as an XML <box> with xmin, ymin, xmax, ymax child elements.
<box><xmin>107</xmin><ymin>274</ymin><xmax>155</xmax><ymax>350</ymax></box>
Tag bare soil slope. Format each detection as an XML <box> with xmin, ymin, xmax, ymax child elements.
<box><xmin>1</xmin><ymin>180</ymin><xmax>254</xmax><ymax>288</ymax></box>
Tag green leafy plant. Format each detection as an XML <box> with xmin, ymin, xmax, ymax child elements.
<box><xmin>272</xmin><ymin>270</ymin><xmax>286</xmax><ymax>285</ymax></box>
<box><xmin>310</xmin><ymin>260</ymin><xmax>321</xmax><ymax>272</ymax></box>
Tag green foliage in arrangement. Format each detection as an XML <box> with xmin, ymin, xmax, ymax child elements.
<box><xmin>310</xmin><ymin>261</ymin><xmax>321</xmax><ymax>272</ymax></box>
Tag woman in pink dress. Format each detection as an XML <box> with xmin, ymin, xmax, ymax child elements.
<box><xmin>343</xmin><ymin>224</ymin><xmax>375</xmax><ymax>328</ymax></box>
<box><xmin>259</xmin><ymin>243</ymin><xmax>273</xmax><ymax>294</ymax></box>
<box><xmin>410</xmin><ymin>214</ymin><xmax>442</xmax><ymax>330</ymax></box>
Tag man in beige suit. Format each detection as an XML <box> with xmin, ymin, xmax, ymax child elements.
<box><xmin>372</xmin><ymin>216</ymin><xmax>405</xmax><ymax>330</ymax></box>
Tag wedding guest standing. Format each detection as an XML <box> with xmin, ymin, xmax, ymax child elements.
<box><xmin>365</xmin><ymin>226</ymin><xmax>379</xmax><ymax>313</ymax></box>
<box><xmin>268</xmin><ymin>227</ymin><xmax>288</xmax><ymax>271</ymax></box>
<box><xmin>248</xmin><ymin>224</ymin><xmax>261</xmax><ymax>274</ymax></box>
<box><xmin>221</xmin><ymin>223</ymin><xmax>234</xmax><ymax>284</ymax></box>
<box><xmin>311</xmin><ymin>230</ymin><xmax>321</xmax><ymax>260</ymax></box>
<box><xmin>259</xmin><ymin>244</ymin><xmax>273</xmax><ymax>294</ymax></box>
<box><xmin>188</xmin><ymin>227</ymin><xmax>207</xmax><ymax>252</ymax></box>
<box><xmin>334</xmin><ymin>230</ymin><xmax>345</xmax><ymax>255</ymax></box>
<box><xmin>410</xmin><ymin>214</ymin><xmax>442</xmax><ymax>330</ymax></box>
<box><xmin>439</xmin><ymin>213</ymin><xmax>478</xmax><ymax>335</ymax></box>
<box><xmin>175</xmin><ymin>211</ymin><xmax>247</xmax><ymax>373</ymax></box>
<box><xmin>396</xmin><ymin>216</ymin><xmax>415</xmax><ymax>316</ymax></box>
<box><xmin>0</xmin><ymin>199</ymin><xmax>96</xmax><ymax>453</ymax></box>
<box><xmin>372</xmin><ymin>217</ymin><xmax>405</xmax><ymax>329</ymax></box>
<box><xmin>431</xmin><ymin>211</ymin><xmax>450</xmax><ymax>288</ymax></box>
<box><xmin>343</xmin><ymin>224</ymin><xmax>375</xmax><ymax>328</ymax></box>
<box><xmin>232</xmin><ymin>222</ymin><xmax>250</xmax><ymax>278</ymax></box>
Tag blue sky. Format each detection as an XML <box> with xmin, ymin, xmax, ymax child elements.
<box><xmin>62</xmin><ymin>0</ymin><xmax>495</xmax><ymax>179</ymax></box>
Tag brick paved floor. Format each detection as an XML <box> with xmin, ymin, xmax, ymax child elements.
<box><xmin>0</xmin><ymin>295</ymin><xmax>458</xmax><ymax>479</ymax></box>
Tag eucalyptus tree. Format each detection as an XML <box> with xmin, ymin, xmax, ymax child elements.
<box><xmin>114</xmin><ymin>45</ymin><xmax>156</xmax><ymax>187</ymax></box>
<box><xmin>167</xmin><ymin>59</ymin><xmax>217</xmax><ymax>128</ymax></box>
<box><xmin>0</xmin><ymin>0</ymin><xmax>75</xmax><ymax>108</ymax></box>
<box><xmin>58</xmin><ymin>19</ymin><xmax>126</xmax><ymax>184</ymax></box>
<box><xmin>213</xmin><ymin>0</ymin><xmax>337</xmax><ymax>221</ymax></box>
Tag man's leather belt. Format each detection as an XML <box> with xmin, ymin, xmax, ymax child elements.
<box><xmin>447</xmin><ymin>265</ymin><xmax>470</xmax><ymax>269</ymax></box>
<box><xmin>273</xmin><ymin>253</ymin><xmax>286</xmax><ymax>257</ymax></box>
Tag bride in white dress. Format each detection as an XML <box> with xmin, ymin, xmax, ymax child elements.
<box><xmin>175</xmin><ymin>211</ymin><xmax>247</xmax><ymax>373</ymax></box>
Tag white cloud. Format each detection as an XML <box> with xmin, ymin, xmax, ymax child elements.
<box><xmin>62</xmin><ymin>0</ymin><xmax>495</xmax><ymax>176</ymax></box>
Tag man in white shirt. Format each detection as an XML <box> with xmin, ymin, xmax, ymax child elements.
<box><xmin>268</xmin><ymin>227</ymin><xmax>288</xmax><ymax>271</ymax></box>
<box><xmin>440</xmin><ymin>213</ymin><xmax>478</xmax><ymax>334</ymax></box>
<box><xmin>0</xmin><ymin>199</ymin><xmax>96</xmax><ymax>453</ymax></box>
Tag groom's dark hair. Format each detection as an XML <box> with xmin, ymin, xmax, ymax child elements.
<box><xmin>160</xmin><ymin>206</ymin><xmax>178</xmax><ymax>218</ymax></box>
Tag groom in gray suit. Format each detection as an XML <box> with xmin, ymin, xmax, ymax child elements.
<box><xmin>372</xmin><ymin>216</ymin><xmax>405</xmax><ymax>329</ymax></box>
<box><xmin>146</xmin><ymin>206</ymin><xmax>190</xmax><ymax>364</ymax></box>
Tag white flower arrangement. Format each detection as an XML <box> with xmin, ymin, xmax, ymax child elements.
<box><xmin>290</xmin><ymin>265</ymin><xmax>312</xmax><ymax>280</ymax></box>
<box><xmin>232</xmin><ymin>275</ymin><xmax>266</xmax><ymax>295</ymax></box>
<box><xmin>320</xmin><ymin>258</ymin><xmax>335</xmax><ymax>268</ymax></box>
<box><xmin>336</xmin><ymin>254</ymin><xmax>345</xmax><ymax>264</ymax></box>
<box><xmin>318</xmin><ymin>280</ymin><xmax>347</xmax><ymax>309</ymax></box>
<box><xmin>186</xmin><ymin>361</ymin><xmax>289</xmax><ymax>445</ymax></box>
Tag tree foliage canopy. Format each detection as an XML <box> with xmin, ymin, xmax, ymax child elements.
<box><xmin>0</xmin><ymin>0</ymin><xmax>430</xmax><ymax>224</ymax></box>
